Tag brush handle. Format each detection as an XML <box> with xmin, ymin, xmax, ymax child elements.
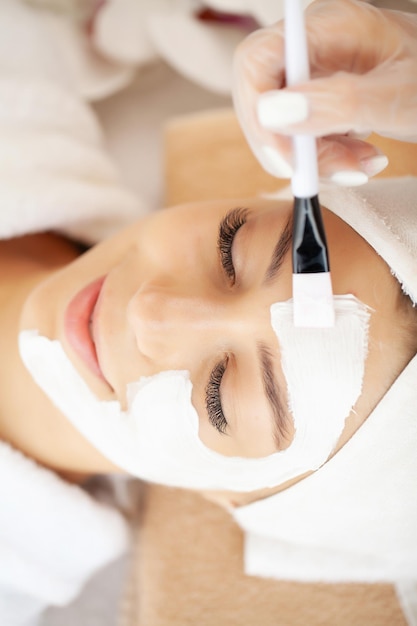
<box><xmin>284</xmin><ymin>0</ymin><xmax>319</xmax><ymax>198</ymax></box>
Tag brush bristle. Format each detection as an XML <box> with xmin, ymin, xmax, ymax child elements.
<box><xmin>292</xmin><ymin>272</ymin><xmax>335</xmax><ymax>328</ymax></box>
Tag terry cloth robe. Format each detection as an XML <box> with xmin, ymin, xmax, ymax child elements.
<box><xmin>0</xmin><ymin>443</ymin><xmax>130</xmax><ymax>626</ymax></box>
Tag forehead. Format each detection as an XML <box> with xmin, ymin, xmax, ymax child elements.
<box><xmin>130</xmin><ymin>197</ymin><xmax>293</xmax><ymax>255</ymax></box>
<box><xmin>161</xmin><ymin>197</ymin><xmax>292</xmax><ymax>223</ymax></box>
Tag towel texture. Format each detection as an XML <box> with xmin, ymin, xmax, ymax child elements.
<box><xmin>0</xmin><ymin>442</ymin><xmax>130</xmax><ymax>626</ymax></box>
<box><xmin>0</xmin><ymin>0</ymin><xmax>148</xmax><ymax>245</ymax></box>
<box><xmin>0</xmin><ymin>74</ymin><xmax>144</xmax><ymax>244</ymax></box>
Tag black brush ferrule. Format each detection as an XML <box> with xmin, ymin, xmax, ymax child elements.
<box><xmin>292</xmin><ymin>195</ymin><xmax>330</xmax><ymax>274</ymax></box>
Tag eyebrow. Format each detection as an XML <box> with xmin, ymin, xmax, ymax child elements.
<box><xmin>258</xmin><ymin>342</ymin><xmax>289</xmax><ymax>449</ymax></box>
<box><xmin>263</xmin><ymin>214</ymin><xmax>293</xmax><ymax>284</ymax></box>
<box><xmin>217</xmin><ymin>209</ymin><xmax>293</xmax><ymax>442</ymax></box>
<box><xmin>258</xmin><ymin>213</ymin><xmax>293</xmax><ymax>447</ymax></box>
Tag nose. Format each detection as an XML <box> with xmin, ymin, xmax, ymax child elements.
<box><xmin>126</xmin><ymin>281</ymin><xmax>260</xmax><ymax>367</ymax></box>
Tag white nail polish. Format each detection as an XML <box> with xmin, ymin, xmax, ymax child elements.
<box><xmin>331</xmin><ymin>170</ymin><xmax>369</xmax><ymax>187</ymax></box>
<box><xmin>360</xmin><ymin>154</ymin><xmax>389</xmax><ymax>177</ymax></box>
<box><xmin>257</xmin><ymin>91</ymin><xmax>309</xmax><ymax>129</ymax></box>
<box><xmin>261</xmin><ymin>146</ymin><xmax>293</xmax><ymax>179</ymax></box>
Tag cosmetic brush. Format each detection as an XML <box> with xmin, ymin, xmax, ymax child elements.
<box><xmin>284</xmin><ymin>0</ymin><xmax>335</xmax><ymax>327</ymax></box>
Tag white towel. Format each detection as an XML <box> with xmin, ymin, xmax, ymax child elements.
<box><xmin>234</xmin><ymin>177</ymin><xmax>417</xmax><ymax>620</ymax></box>
<box><xmin>0</xmin><ymin>74</ymin><xmax>146</xmax><ymax>245</ymax></box>
<box><xmin>0</xmin><ymin>0</ymin><xmax>148</xmax><ymax>245</ymax></box>
<box><xmin>0</xmin><ymin>441</ymin><xmax>130</xmax><ymax>626</ymax></box>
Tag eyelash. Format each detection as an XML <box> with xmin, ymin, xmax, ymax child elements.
<box><xmin>205</xmin><ymin>357</ymin><xmax>229</xmax><ymax>435</ymax></box>
<box><xmin>206</xmin><ymin>208</ymin><xmax>248</xmax><ymax>434</ymax></box>
<box><xmin>218</xmin><ymin>208</ymin><xmax>248</xmax><ymax>285</ymax></box>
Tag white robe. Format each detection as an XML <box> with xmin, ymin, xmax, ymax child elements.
<box><xmin>0</xmin><ymin>443</ymin><xmax>130</xmax><ymax>626</ymax></box>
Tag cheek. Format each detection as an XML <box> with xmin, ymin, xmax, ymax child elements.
<box><xmin>20</xmin><ymin>223</ymin><xmax>144</xmax><ymax>364</ymax></box>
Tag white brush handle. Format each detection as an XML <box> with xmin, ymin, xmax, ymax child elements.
<box><xmin>284</xmin><ymin>0</ymin><xmax>319</xmax><ymax>198</ymax></box>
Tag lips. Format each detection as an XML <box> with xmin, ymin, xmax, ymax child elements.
<box><xmin>64</xmin><ymin>276</ymin><xmax>106</xmax><ymax>381</ymax></box>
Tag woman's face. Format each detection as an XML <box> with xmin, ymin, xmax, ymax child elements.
<box><xmin>21</xmin><ymin>197</ymin><xmax>410</xmax><ymax>466</ymax></box>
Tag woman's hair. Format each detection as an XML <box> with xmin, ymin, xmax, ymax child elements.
<box><xmin>396</xmin><ymin>288</ymin><xmax>417</xmax><ymax>359</ymax></box>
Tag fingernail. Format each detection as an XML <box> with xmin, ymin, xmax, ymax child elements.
<box><xmin>360</xmin><ymin>154</ymin><xmax>389</xmax><ymax>177</ymax></box>
<box><xmin>257</xmin><ymin>91</ymin><xmax>309</xmax><ymax>130</ymax></box>
<box><xmin>330</xmin><ymin>170</ymin><xmax>369</xmax><ymax>187</ymax></box>
<box><xmin>260</xmin><ymin>146</ymin><xmax>293</xmax><ymax>178</ymax></box>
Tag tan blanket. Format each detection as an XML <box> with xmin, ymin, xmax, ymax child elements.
<box><xmin>121</xmin><ymin>485</ymin><xmax>406</xmax><ymax>626</ymax></box>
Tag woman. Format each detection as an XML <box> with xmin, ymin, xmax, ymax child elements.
<box><xmin>4</xmin><ymin>0</ymin><xmax>416</xmax><ymax>491</ymax></box>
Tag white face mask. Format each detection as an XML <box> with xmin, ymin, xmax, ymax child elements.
<box><xmin>19</xmin><ymin>295</ymin><xmax>369</xmax><ymax>492</ymax></box>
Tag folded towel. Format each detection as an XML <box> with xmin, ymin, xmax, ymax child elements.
<box><xmin>0</xmin><ymin>441</ymin><xmax>129</xmax><ymax>626</ymax></box>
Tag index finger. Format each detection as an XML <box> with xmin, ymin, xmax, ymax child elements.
<box><xmin>232</xmin><ymin>24</ymin><xmax>286</xmax><ymax>124</ymax></box>
<box><xmin>232</xmin><ymin>25</ymin><xmax>288</xmax><ymax>170</ymax></box>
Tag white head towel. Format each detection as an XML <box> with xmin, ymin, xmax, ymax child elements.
<box><xmin>233</xmin><ymin>177</ymin><xmax>417</xmax><ymax>621</ymax></box>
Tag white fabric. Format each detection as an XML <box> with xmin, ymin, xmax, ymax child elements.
<box><xmin>233</xmin><ymin>177</ymin><xmax>417</xmax><ymax>620</ymax></box>
<box><xmin>396</xmin><ymin>581</ymin><xmax>417</xmax><ymax>626</ymax></box>
<box><xmin>21</xmin><ymin>0</ymin><xmax>306</xmax><ymax>99</ymax></box>
<box><xmin>93</xmin><ymin>0</ymin><xmax>316</xmax><ymax>95</ymax></box>
<box><xmin>1</xmin><ymin>0</ymin><xmax>133</xmax><ymax>101</ymax></box>
<box><xmin>0</xmin><ymin>0</ymin><xmax>145</xmax><ymax>244</ymax></box>
<box><xmin>0</xmin><ymin>441</ymin><xmax>129</xmax><ymax>626</ymax></box>
<box><xmin>235</xmin><ymin>353</ymin><xmax>417</xmax><ymax>581</ymax></box>
<box><xmin>0</xmin><ymin>73</ymin><xmax>144</xmax><ymax>245</ymax></box>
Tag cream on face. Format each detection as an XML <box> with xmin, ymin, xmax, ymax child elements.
<box><xmin>19</xmin><ymin>295</ymin><xmax>370</xmax><ymax>492</ymax></box>
<box><xmin>270</xmin><ymin>295</ymin><xmax>371</xmax><ymax>466</ymax></box>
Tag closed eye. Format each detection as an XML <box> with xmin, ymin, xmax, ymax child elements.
<box><xmin>205</xmin><ymin>357</ymin><xmax>229</xmax><ymax>435</ymax></box>
<box><xmin>218</xmin><ymin>208</ymin><xmax>249</xmax><ymax>285</ymax></box>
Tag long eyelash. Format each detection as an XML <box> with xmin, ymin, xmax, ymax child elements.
<box><xmin>205</xmin><ymin>357</ymin><xmax>229</xmax><ymax>435</ymax></box>
<box><xmin>218</xmin><ymin>208</ymin><xmax>248</xmax><ymax>285</ymax></box>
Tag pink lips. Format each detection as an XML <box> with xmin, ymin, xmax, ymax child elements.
<box><xmin>64</xmin><ymin>276</ymin><xmax>106</xmax><ymax>380</ymax></box>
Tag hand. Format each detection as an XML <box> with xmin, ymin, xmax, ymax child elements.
<box><xmin>232</xmin><ymin>0</ymin><xmax>417</xmax><ymax>185</ymax></box>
